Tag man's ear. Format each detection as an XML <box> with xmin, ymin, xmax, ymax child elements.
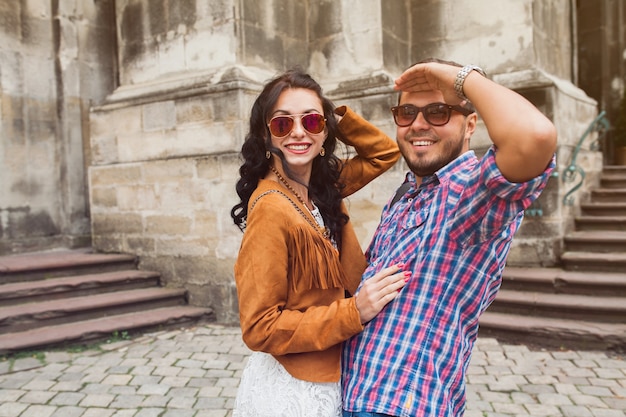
<box><xmin>465</xmin><ymin>113</ymin><xmax>478</xmax><ymax>138</ymax></box>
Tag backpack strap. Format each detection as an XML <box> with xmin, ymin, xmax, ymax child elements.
<box><xmin>390</xmin><ymin>180</ymin><xmax>412</xmax><ymax>207</ymax></box>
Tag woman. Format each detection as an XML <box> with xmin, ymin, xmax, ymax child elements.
<box><xmin>230</xmin><ymin>68</ymin><xmax>407</xmax><ymax>416</ymax></box>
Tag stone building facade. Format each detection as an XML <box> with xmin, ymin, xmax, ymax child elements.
<box><xmin>1</xmin><ymin>0</ymin><xmax>623</xmax><ymax>323</ymax></box>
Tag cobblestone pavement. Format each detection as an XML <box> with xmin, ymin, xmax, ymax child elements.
<box><xmin>0</xmin><ymin>324</ymin><xmax>624</xmax><ymax>417</ymax></box>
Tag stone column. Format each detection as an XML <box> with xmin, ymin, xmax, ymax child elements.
<box><xmin>0</xmin><ymin>0</ymin><xmax>114</xmax><ymax>254</ymax></box>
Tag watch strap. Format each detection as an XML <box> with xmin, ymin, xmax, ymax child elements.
<box><xmin>454</xmin><ymin>65</ymin><xmax>486</xmax><ymax>100</ymax></box>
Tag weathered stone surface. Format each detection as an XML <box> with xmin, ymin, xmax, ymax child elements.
<box><xmin>2</xmin><ymin>0</ymin><xmax>618</xmax><ymax>324</ymax></box>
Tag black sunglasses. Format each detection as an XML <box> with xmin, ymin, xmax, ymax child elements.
<box><xmin>267</xmin><ymin>113</ymin><xmax>326</xmax><ymax>137</ymax></box>
<box><xmin>390</xmin><ymin>103</ymin><xmax>474</xmax><ymax>127</ymax></box>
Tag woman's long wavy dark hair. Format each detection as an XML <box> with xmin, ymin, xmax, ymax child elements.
<box><xmin>230</xmin><ymin>68</ymin><xmax>348</xmax><ymax>248</ymax></box>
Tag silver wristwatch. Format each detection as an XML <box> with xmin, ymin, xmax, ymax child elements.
<box><xmin>453</xmin><ymin>65</ymin><xmax>486</xmax><ymax>100</ymax></box>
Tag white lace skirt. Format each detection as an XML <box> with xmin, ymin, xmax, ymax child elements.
<box><xmin>233</xmin><ymin>351</ymin><xmax>342</xmax><ymax>417</ymax></box>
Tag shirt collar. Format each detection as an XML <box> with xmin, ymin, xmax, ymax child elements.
<box><xmin>406</xmin><ymin>150</ymin><xmax>476</xmax><ymax>188</ymax></box>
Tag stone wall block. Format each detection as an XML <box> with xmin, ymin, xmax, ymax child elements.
<box><xmin>111</xmin><ymin>106</ymin><xmax>143</xmax><ymax>136</ymax></box>
<box><xmin>117</xmin><ymin>0</ymin><xmax>237</xmax><ymax>85</ymax></box>
<box><xmin>171</xmin><ymin>254</ymin><xmax>218</xmax><ymax>286</ymax></box>
<box><xmin>23</xmin><ymin>55</ymin><xmax>55</xmax><ymax>99</ymax></box>
<box><xmin>59</xmin><ymin>16</ymin><xmax>79</xmax><ymax>64</ymax></box>
<box><xmin>126</xmin><ymin>236</ymin><xmax>156</xmax><ymax>255</ymax></box>
<box><xmin>309</xmin><ymin>35</ymin><xmax>370</xmax><ymax>82</ymax></box>
<box><xmin>176</xmin><ymin>97</ymin><xmax>214</xmax><ymax>125</ymax></box>
<box><xmin>2</xmin><ymin>147</ymin><xmax>27</xmax><ymax>198</ymax></box>
<box><xmin>91</xmin><ymin>235</ymin><xmax>124</xmax><ymax>253</ymax></box>
<box><xmin>381</xmin><ymin>0</ymin><xmax>411</xmax><ymax>74</ymax></box>
<box><xmin>156</xmin><ymin>35</ymin><xmax>186</xmax><ymax>76</ymax></box>
<box><xmin>5</xmin><ymin>208</ymin><xmax>59</xmax><ymax>239</ymax></box>
<box><xmin>91</xmin><ymin>187</ymin><xmax>117</xmax><ymax>208</ymax></box>
<box><xmin>90</xmin><ymin>133</ymin><xmax>118</xmax><ymax>165</ymax></box>
<box><xmin>92</xmin><ymin>213</ymin><xmax>143</xmax><ymax>234</ymax></box>
<box><xmin>138</xmin><ymin>255</ymin><xmax>177</xmax><ymax>285</ymax></box>
<box><xmin>22</xmin><ymin>15</ymin><xmax>54</xmax><ymax>55</ymax></box>
<box><xmin>89</xmin><ymin>165</ymin><xmax>142</xmax><ymax>187</ymax></box>
<box><xmin>507</xmin><ymin>238</ymin><xmax>561</xmax><ymax>267</ymax></box>
<box><xmin>116</xmin><ymin>120</ymin><xmax>242</xmax><ymax>163</ymax></box>
<box><xmin>0</xmin><ymin>4</ymin><xmax>21</xmax><ymax>46</ymax></box>
<box><xmin>196</xmin><ymin>156</ymin><xmax>220</xmax><ymax>180</ymax></box>
<box><xmin>241</xmin><ymin>24</ymin><xmax>285</xmax><ymax>70</ymax></box>
<box><xmin>89</xmin><ymin>110</ymin><xmax>122</xmax><ymax>165</ymax></box>
<box><xmin>202</xmin><ymin>178</ymin><xmax>232</xmax><ymax>207</ymax></box>
<box><xmin>80</xmin><ymin>61</ymin><xmax>117</xmax><ymax>104</ymax></box>
<box><xmin>184</xmin><ymin>31</ymin><xmax>236</xmax><ymax>72</ymax></box>
<box><xmin>145</xmin><ymin>215</ymin><xmax>192</xmax><ymax>235</ymax></box>
<box><xmin>24</xmin><ymin>98</ymin><xmax>56</xmax><ymax>140</ymax></box>
<box><xmin>533</xmin><ymin>0</ymin><xmax>572</xmax><ymax>79</ymax></box>
<box><xmin>437</xmin><ymin>1</ymin><xmax>534</xmax><ymax>72</ymax></box>
<box><xmin>0</xmin><ymin>51</ymin><xmax>23</xmax><ymax>95</ymax></box>
<box><xmin>156</xmin><ymin>238</ymin><xmax>209</xmax><ymax>257</ymax></box>
<box><xmin>117</xmin><ymin>185</ymin><xmax>158</xmax><ymax>211</ymax></box>
<box><xmin>143</xmin><ymin>159</ymin><xmax>195</xmax><ymax>184</ymax></box>
<box><xmin>192</xmin><ymin>210</ymin><xmax>218</xmax><ymax>236</ymax></box>
<box><xmin>158</xmin><ymin>181</ymin><xmax>197</xmax><ymax>211</ymax></box>
<box><xmin>1</xmin><ymin>95</ymin><xmax>24</xmax><ymax>147</ymax></box>
<box><xmin>143</xmin><ymin>101</ymin><xmax>176</xmax><ymax>131</ymax></box>
<box><xmin>176</xmin><ymin>123</ymin><xmax>239</xmax><ymax>154</ymax></box>
<box><xmin>116</xmin><ymin>130</ymin><xmax>168</xmax><ymax>163</ymax></box>
<box><xmin>188</xmin><ymin>281</ymin><xmax>238</xmax><ymax>324</ymax></box>
<box><xmin>184</xmin><ymin>255</ymin><xmax>239</xmax><ymax>323</ymax></box>
<box><xmin>140</xmin><ymin>252</ymin><xmax>239</xmax><ymax>323</ymax></box>
<box><xmin>184</xmin><ymin>181</ymin><xmax>210</xmax><ymax>205</ymax></box>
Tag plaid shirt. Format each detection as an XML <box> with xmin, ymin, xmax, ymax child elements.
<box><xmin>342</xmin><ymin>147</ymin><xmax>555</xmax><ymax>417</ymax></box>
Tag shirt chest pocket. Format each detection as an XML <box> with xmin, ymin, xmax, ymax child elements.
<box><xmin>401</xmin><ymin>205</ymin><xmax>430</xmax><ymax>230</ymax></box>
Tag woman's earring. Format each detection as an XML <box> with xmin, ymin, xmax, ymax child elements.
<box><xmin>320</xmin><ymin>147</ymin><xmax>325</xmax><ymax>157</ymax></box>
<box><xmin>266</xmin><ymin>151</ymin><xmax>271</xmax><ymax>159</ymax></box>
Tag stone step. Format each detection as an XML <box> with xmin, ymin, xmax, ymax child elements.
<box><xmin>574</xmin><ymin>215</ymin><xmax>626</xmax><ymax>231</ymax></box>
<box><xmin>501</xmin><ymin>266</ymin><xmax>626</xmax><ymax>296</ymax></box>
<box><xmin>561</xmin><ymin>251</ymin><xmax>626</xmax><ymax>272</ymax></box>
<box><xmin>479</xmin><ymin>311</ymin><xmax>626</xmax><ymax>351</ymax></box>
<box><xmin>600</xmin><ymin>166</ymin><xmax>626</xmax><ymax>185</ymax></box>
<box><xmin>603</xmin><ymin>165</ymin><xmax>626</xmax><ymax>175</ymax></box>
<box><xmin>563</xmin><ymin>230</ymin><xmax>626</xmax><ymax>252</ymax></box>
<box><xmin>483</xmin><ymin>166</ymin><xmax>626</xmax><ymax>352</ymax></box>
<box><xmin>0</xmin><ymin>306</ymin><xmax>214</xmax><ymax>355</ymax></box>
<box><xmin>488</xmin><ymin>289</ymin><xmax>626</xmax><ymax>323</ymax></box>
<box><xmin>0</xmin><ymin>288</ymin><xmax>189</xmax><ymax>333</ymax></box>
<box><xmin>600</xmin><ymin>174</ymin><xmax>626</xmax><ymax>189</ymax></box>
<box><xmin>0</xmin><ymin>270</ymin><xmax>161</xmax><ymax>307</ymax></box>
<box><xmin>590</xmin><ymin>188</ymin><xmax>626</xmax><ymax>203</ymax></box>
<box><xmin>0</xmin><ymin>248</ymin><xmax>136</xmax><ymax>283</ymax></box>
<box><xmin>580</xmin><ymin>202</ymin><xmax>626</xmax><ymax>217</ymax></box>
<box><xmin>0</xmin><ymin>249</ymin><xmax>215</xmax><ymax>355</ymax></box>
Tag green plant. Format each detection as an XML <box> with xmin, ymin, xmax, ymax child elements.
<box><xmin>106</xmin><ymin>330</ymin><xmax>131</xmax><ymax>343</ymax></box>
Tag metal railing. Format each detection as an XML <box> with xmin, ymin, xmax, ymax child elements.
<box><xmin>562</xmin><ymin>110</ymin><xmax>610</xmax><ymax>206</ymax></box>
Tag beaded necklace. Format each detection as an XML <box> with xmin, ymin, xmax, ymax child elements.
<box><xmin>269</xmin><ymin>165</ymin><xmax>310</xmax><ymax>209</ymax></box>
<box><xmin>269</xmin><ymin>165</ymin><xmax>330</xmax><ymax>240</ymax></box>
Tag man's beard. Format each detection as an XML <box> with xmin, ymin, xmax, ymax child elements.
<box><xmin>401</xmin><ymin>126</ymin><xmax>466</xmax><ymax>177</ymax></box>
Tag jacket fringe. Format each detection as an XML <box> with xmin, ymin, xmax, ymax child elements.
<box><xmin>287</xmin><ymin>225</ymin><xmax>346</xmax><ymax>292</ymax></box>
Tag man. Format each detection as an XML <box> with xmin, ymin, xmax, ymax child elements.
<box><xmin>341</xmin><ymin>58</ymin><xmax>557</xmax><ymax>417</ymax></box>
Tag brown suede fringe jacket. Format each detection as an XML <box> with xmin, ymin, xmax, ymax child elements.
<box><xmin>234</xmin><ymin>106</ymin><xmax>400</xmax><ymax>383</ymax></box>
